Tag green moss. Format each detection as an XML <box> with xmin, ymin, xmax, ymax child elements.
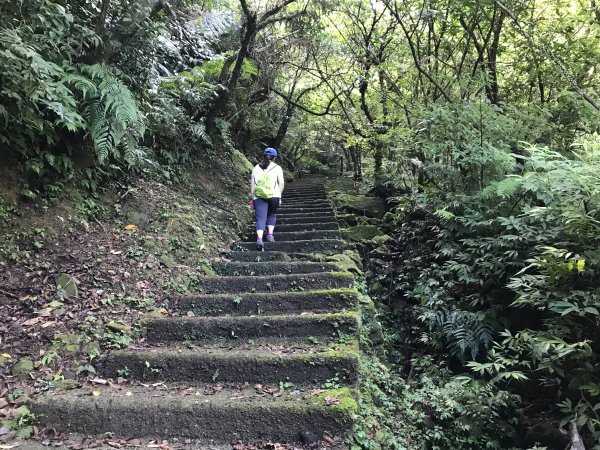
<box><xmin>311</xmin><ymin>387</ymin><xmax>359</xmax><ymax>414</ymax></box>
<box><xmin>342</xmin><ymin>225</ymin><xmax>384</xmax><ymax>242</ymax></box>
<box><xmin>330</xmin><ymin>193</ymin><xmax>386</xmax><ymax>219</ymax></box>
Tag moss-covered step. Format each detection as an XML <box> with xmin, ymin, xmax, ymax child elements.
<box><xmin>143</xmin><ymin>311</ymin><xmax>359</xmax><ymax>341</ymax></box>
<box><xmin>242</xmin><ymin>230</ymin><xmax>340</xmax><ymax>242</ymax></box>
<box><xmin>281</xmin><ymin>197</ymin><xmax>329</xmax><ymax>204</ymax></box>
<box><xmin>277</xmin><ymin>206</ymin><xmax>334</xmax><ymax>215</ymax></box>
<box><xmin>193</xmin><ymin>271</ymin><xmax>353</xmax><ymax>294</ymax></box>
<box><xmin>103</xmin><ymin>343</ymin><xmax>358</xmax><ymax>384</ymax></box>
<box><xmin>223</xmin><ymin>251</ymin><xmax>292</xmax><ymax>262</ymax></box>
<box><xmin>277</xmin><ymin>211</ymin><xmax>336</xmax><ymax>219</ymax></box>
<box><xmin>213</xmin><ymin>261</ymin><xmax>341</xmax><ymax>276</ymax></box>
<box><xmin>277</xmin><ymin>215</ymin><xmax>341</xmax><ymax>225</ymax></box>
<box><xmin>275</xmin><ymin>222</ymin><xmax>340</xmax><ymax>232</ymax></box>
<box><xmin>30</xmin><ymin>384</ymin><xmax>357</xmax><ymax>442</ymax></box>
<box><xmin>233</xmin><ymin>239</ymin><xmax>348</xmax><ymax>253</ymax></box>
<box><xmin>285</xmin><ymin>188</ymin><xmax>326</xmax><ymax>194</ymax></box>
<box><xmin>169</xmin><ymin>288</ymin><xmax>359</xmax><ymax>316</ymax></box>
<box><xmin>280</xmin><ymin>199</ymin><xmax>330</xmax><ymax>204</ymax></box>
<box><xmin>280</xmin><ymin>201</ymin><xmax>330</xmax><ymax>207</ymax></box>
<box><xmin>262</xmin><ymin>231</ymin><xmax>342</xmax><ymax>242</ymax></box>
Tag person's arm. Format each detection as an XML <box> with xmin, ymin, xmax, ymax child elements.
<box><xmin>278</xmin><ymin>168</ymin><xmax>285</xmax><ymax>195</ymax></box>
<box><xmin>249</xmin><ymin>170</ymin><xmax>256</xmax><ymax>205</ymax></box>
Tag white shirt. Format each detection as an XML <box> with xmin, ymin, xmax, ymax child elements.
<box><xmin>252</xmin><ymin>162</ymin><xmax>284</xmax><ymax>199</ymax></box>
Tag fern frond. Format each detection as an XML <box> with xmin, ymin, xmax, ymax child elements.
<box><xmin>62</xmin><ymin>73</ymin><xmax>97</xmax><ymax>98</ymax></box>
<box><xmin>0</xmin><ymin>105</ymin><xmax>8</xmax><ymax>127</ymax></box>
<box><xmin>86</xmin><ymin>100</ymin><xmax>113</xmax><ymax>164</ymax></box>
<box><xmin>190</xmin><ymin>123</ymin><xmax>213</xmax><ymax>147</ymax></box>
<box><xmin>428</xmin><ymin>309</ymin><xmax>495</xmax><ymax>362</ymax></box>
<box><xmin>482</xmin><ymin>176</ymin><xmax>523</xmax><ymax>199</ymax></box>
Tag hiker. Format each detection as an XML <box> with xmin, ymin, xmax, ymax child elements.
<box><xmin>249</xmin><ymin>147</ymin><xmax>285</xmax><ymax>251</ymax></box>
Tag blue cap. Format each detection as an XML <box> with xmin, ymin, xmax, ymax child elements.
<box><xmin>264</xmin><ymin>147</ymin><xmax>278</xmax><ymax>157</ymax></box>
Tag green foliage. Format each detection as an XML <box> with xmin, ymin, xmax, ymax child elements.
<box><xmin>101</xmin><ymin>330</ymin><xmax>132</xmax><ymax>350</ymax></box>
<box><xmin>374</xmin><ymin>133</ymin><xmax>600</xmax><ymax>444</ymax></box>
<box><xmin>81</xmin><ymin>65</ymin><xmax>146</xmax><ymax>166</ymax></box>
<box><xmin>1</xmin><ymin>406</ymin><xmax>37</xmax><ymax>439</ymax></box>
<box><xmin>355</xmin><ymin>356</ymin><xmax>518</xmax><ymax>450</ymax></box>
<box><xmin>0</xmin><ymin>1</ymin><xmax>145</xmax><ymax>179</ymax></box>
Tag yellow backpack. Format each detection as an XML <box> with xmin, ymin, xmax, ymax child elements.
<box><xmin>254</xmin><ymin>165</ymin><xmax>278</xmax><ymax>199</ymax></box>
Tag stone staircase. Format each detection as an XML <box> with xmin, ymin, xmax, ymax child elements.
<box><xmin>31</xmin><ymin>177</ymin><xmax>359</xmax><ymax>447</ymax></box>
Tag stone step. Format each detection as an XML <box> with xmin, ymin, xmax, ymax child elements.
<box><xmin>143</xmin><ymin>312</ymin><xmax>359</xmax><ymax>342</ymax></box>
<box><xmin>275</xmin><ymin>222</ymin><xmax>339</xmax><ymax>232</ymax></box>
<box><xmin>282</xmin><ymin>199</ymin><xmax>329</xmax><ymax>205</ymax></box>
<box><xmin>213</xmin><ymin>261</ymin><xmax>341</xmax><ymax>276</ymax></box>
<box><xmin>169</xmin><ymin>288</ymin><xmax>359</xmax><ymax>316</ymax></box>
<box><xmin>194</xmin><ymin>271</ymin><xmax>353</xmax><ymax>294</ymax></box>
<box><xmin>277</xmin><ymin>211</ymin><xmax>336</xmax><ymax>219</ymax></box>
<box><xmin>272</xmin><ymin>231</ymin><xmax>341</xmax><ymax>241</ymax></box>
<box><xmin>233</xmin><ymin>239</ymin><xmax>348</xmax><ymax>253</ymax></box>
<box><xmin>31</xmin><ymin>384</ymin><xmax>356</xmax><ymax>442</ymax></box>
<box><xmin>103</xmin><ymin>341</ymin><xmax>358</xmax><ymax>384</ymax></box>
<box><xmin>222</xmin><ymin>251</ymin><xmax>292</xmax><ymax>262</ymax></box>
<box><xmin>284</xmin><ymin>190</ymin><xmax>326</xmax><ymax>195</ymax></box>
<box><xmin>277</xmin><ymin>216</ymin><xmax>340</xmax><ymax>225</ymax></box>
<box><xmin>243</xmin><ymin>231</ymin><xmax>341</xmax><ymax>243</ymax></box>
<box><xmin>278</xmin><ymin>208</ymin><xmax>331</xmax><ymax>215</ymax></box>
<box><xmin>283</xmin><ymin>196</ymin><xmax>327</xmax><ymax>202</ymax></box>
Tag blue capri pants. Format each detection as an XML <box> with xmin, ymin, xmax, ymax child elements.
<box><xmin>255</xmin><ymin>197</ymin><xmax>281</xmax><ymax>231</ymax></box>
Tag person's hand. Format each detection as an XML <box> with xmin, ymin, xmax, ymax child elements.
<box><xmin>249</xmin><ymin>199</ymin><xmax>255</xmax><ymax>208</ymax></box>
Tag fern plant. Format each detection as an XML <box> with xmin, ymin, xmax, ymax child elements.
<box><xmin>421</xmin><ymin>308</ymin><xmax>495</xmax><ymax>361</ymax></box>
<box><xmin>81</xmin><ymin>65</ymin><xmax>145</xmax><ymax>166</ymax></box>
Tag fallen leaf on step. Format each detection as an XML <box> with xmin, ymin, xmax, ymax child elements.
<box><xmin>309</xmin><ymin>388</ymin><xmax>326</xmax><ymax>396</ymax></box>
<box><xmin>22</xmin><ymin>317</ymin><xmax>42</xmax><ymax>326</ymax></box>
<box><xmin>322</xmin><ymin>431</ymin><xmax>336</xmax><ymax>447</ymax></box>
<box><xmin>324</xmin><ymin>396</ymin><xmax>341</xmax><ymax>405</ymax></box>
<box><xmin>204</xmin><ymin>384</ymin><xmax>224</xmax><ymax>395</ymax></box>
<box><xmin>124</xmin><ymin>224</ymin><xmax>138</xmax><ymax>231</ymax></box>
<box><xmin>92</xmin><ymin>391</ymin><xmax>101</xmax><ymax>397</ymax></box>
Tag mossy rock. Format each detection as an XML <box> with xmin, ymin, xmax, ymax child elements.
<box><xmin>325</xmin><ymin>254</ymin><xmax>362</xmax><ymax>273</ymax></box>
<box><xmin>231</xmin><ymin>149</ymin><xmax>254</xmax><ymax>173</ymax></box>
<box><xmin>325</xmin><ymin>177</ymin><xmax>357</xmax><ymax>193</ymax></box>
<box><xmin>343</xmin><ymin>225</ymin><xmax>383</xmax><ymax>242</ymax></box>
<box><xmin>12</xmin><ymin>357</ymin><xmax>34</xmax><ymax>379</ymax></box>
<box><xmin>56</xmin><ymin>379</ymin><xmax>79</xmax><ymax>390</ymax></box>
<box><xmin>106</xmin><ymin>320</ymin><xmax>132</xmax><ymax>335</ymax></box>
<box><xmin>56</xmin><ymin>273</ymin><xmax>78</xmax><ymax>298</ymax></box>
<box><xmin>330</xmin><ymin>193</ymin><xmax>386</xmax><ymax>218</ymax></box>
<box><xmin>372</xmin><ymin>234</ymin><xmax>394</xmax><ymax>245</ymax></box>
<box><xmin>159</xmin><ymin>254</ymin><xmax>176</xmax><ymax>268</ymax></box>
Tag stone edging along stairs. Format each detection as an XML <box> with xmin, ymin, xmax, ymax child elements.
<box><xmin>30</xmin><ymin>176</ymin><xmax>361</xmax><ymax>447</ymax></box>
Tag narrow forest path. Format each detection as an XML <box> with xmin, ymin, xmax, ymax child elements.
<box><xmin>31</xmin><ymin>176</ymin><xmax>359</xmax><ymax>448</ymax></box>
